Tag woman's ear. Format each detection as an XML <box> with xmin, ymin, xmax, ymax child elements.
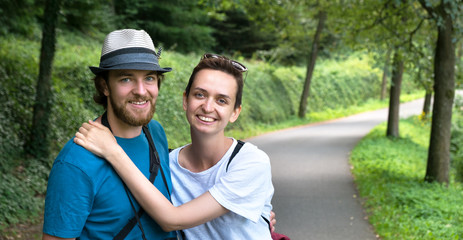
<box><xmin>229</xmin><ymin>105</ymin><xmax>242</xmax><ymax>123</ymax></box>
<box><xmin>182</xmin><ymin>92</ymin><xmax>188</xmax><ymax>111</ymax></box>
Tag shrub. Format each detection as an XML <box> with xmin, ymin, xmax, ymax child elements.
<box><xmin>0</xmin><ymin>36</ymin><xmax>39</xmax><ymax>168</ymax></box>
<box><xmin>451</xmin><ymin>94</ymin><xmax>463</xmax><ymax>182</ymax></box>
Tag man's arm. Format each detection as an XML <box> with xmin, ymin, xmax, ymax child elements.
<box><xmin>42</xmin><ymin>158</ymin><xmax>93</xmax><ymax>239</ymax></box>
<box><xmin>42</xmin><ymin>233</ymin><xmax>75</xmax><ymax>240</ymax></box>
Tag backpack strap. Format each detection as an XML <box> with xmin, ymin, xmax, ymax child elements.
<box><xmin>106</xmin><ymin>120</ymin><xmax>169</xmax><ymax>240</ymax></box>
<box><xmin>143</xmin><ymin>125</ymin><xmax>170</xmax><ymax>195</ymax></box>
<box><xmin>225</xmin><ymin>139</ymin><xmax>273</xmax><ymax>234</ymax></box>
<box><xmin>261</xmin><ymin>215</ymin><xmax>272</xmax><ymax>232</ymax></box>
<box><xmin>225</xmin><ymin>140</ymin><xmax>245</xmax><ymax>172</ymax></box>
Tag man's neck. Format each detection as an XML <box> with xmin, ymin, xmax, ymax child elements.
<box><xmin>100</xmin><ymin>110</ymin><xmax>143</xmax><ymax>139</ymax></box>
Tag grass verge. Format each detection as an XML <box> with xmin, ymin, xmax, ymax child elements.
<box><xmin>350</xmin><ymin>116</ymin><xmax>463</xmax><ymax>239</ymax></box>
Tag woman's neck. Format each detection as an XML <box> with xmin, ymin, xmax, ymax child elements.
<box><xmin>181</xmin><ymin>133</ymin><xmax>233</xmax><ymax>172</ymax></box>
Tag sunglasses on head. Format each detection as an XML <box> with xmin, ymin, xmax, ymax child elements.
<box><xmin>201</xmin><ymin>53</ymin><xmax>248</xmax><ymax>73</ymax></box>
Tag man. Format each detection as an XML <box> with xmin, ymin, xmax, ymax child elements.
<box><xmin>42</xmin><ymin>29</ymin><xmax>177</xmax><ymax>240</ymax></box>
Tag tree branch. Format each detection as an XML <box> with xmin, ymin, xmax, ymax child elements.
<box><xmin>418</xmin><ymin>0</ymin><xmax>436</xmax><ymax>20</ymax></box>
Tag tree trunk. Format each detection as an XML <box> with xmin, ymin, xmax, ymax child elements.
<box><xmin>380</xmin><ymin>49</ymin><xmax>391</xmax><ymax>100</ymax></box>
<box><xmin>422</xmin><ymin>90</ymin><xmax>432</xmax><ymax>117</ymax></box>
<box><xmin>25</xmin><ymin>0</ymin><xmax>61</xmax><ymax>159</ymax></box>
<box><xmin>386</xmin><ymin>51</ymin><xmax>404</xmax><ymax>138</ymax></box>
<box><xmin>298</xmin><ymin>10</ymin><xmax>327</xmax><ymax>118</ymax></box>
<box><xmin>458</xmin><ymin>41</ymin><xmax>462</xmax><ymax>63</ymax></box>
<box><xmin>425</xmin><ymin>11</ymin><xmax>455</xmax><ymax>184</ymax></box>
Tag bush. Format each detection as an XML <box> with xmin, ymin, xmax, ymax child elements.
<box><xmin>451</xmin><ymin>94</ymin><xmax>463</xmax><ymax>182</ymax></box>
<box><xmin>0</xmin><ymin>36</ymin><xmax>39</xmax><ymax>169</ymax></box>
<box><xmin>0</xmin><ymin>34</ymin><xmax>101</xmax><ymax>227</ymax></box>
<box><xmin>0</xmin><ymin>36</ymin><xmax>43</xmax><ymax>229</ymax></box>
<box><xmin>153</xmin><ymin>52</ymin><xmax>196</xmax><ymax>148</ymax></box>
<box><xmin>0</xmin><ymin>160</ymin><xmax>48</xmax><ymax>229</ymax></box>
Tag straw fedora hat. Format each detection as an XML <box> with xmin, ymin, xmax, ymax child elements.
<box><xmin>89</xmin><ymin>29</ymin><xmax>172</xmax><ymax>74</ymax></box>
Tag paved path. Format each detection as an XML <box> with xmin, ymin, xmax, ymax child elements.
<box><xmin>247</xmin><ymin>99</ymin><xmax>424</xmax><ymax>240</ymax></box>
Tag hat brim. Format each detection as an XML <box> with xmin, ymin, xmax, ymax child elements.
<box><xmin>89</xmin><ymin>62</ymin><xmax>172</xmax><ymax>75</ymax></box>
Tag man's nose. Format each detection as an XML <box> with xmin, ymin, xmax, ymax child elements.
<box><xmin>133</xmin><ymin>80</ymin><xmax>147</xmax><ymax>95</ymax></box>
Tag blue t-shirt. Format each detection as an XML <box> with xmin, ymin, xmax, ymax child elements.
<box><xmin>43</xmin><ymin>120</ymin><xmax>176</xmax><ymax>240</ymax></box>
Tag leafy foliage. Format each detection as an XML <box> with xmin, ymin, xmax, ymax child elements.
<box><xmin>114</xmin><ymin>0</ymin><xmax>215</xmax><ymax>53</ymax></box>
<box><xmin>0</xmin><ymin>36</ymin><xmax>39</xmax><ymax>168</ymax></box>
<box><xmin>0</xmin><ymin>160</ymin><xmax>48</xmax><ymax>228</ymax></box>
<box><xmin>0</xmin><ymin>34</ymin><xmax>99</xmax><ymax>228</ymax></box>
<box><xmin>451</xmin><ymin>93</ymin><xmax>463</xmax><ymax>182</ymax></box>
<box><xmin>60</xmin><ymin>0</ymin><xmax>117</xmax><ymax>35</ymax></box>
<box><xmin>208</xmin><ymin>9</ymin><xmax>278</xmax><ymax>57</ymax></box>
<box><xmin>0</xmin><ymin>36</ymin><xmax>48</xmax><ymax>228</ymax></box>
<box><xmin>0</xmin><ymin>0</ymin><xmax>40</xmax><ymax>36</ymax></box>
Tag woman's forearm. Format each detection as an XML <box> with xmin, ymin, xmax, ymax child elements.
<box><xmin>74</xmin><ymin>121</ymin><xmax>228</xmax><ymax>230</ymax></box>
<box><xmin>105</xmin><ymin>147</ymin><xmax>228</xmax><ymax>231</ymax></box>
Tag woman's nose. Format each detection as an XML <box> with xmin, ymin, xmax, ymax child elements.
<box><xmin>202</xmin><ymin>98</ymin><xmax>214</xmax><ymax>112</ymax></box>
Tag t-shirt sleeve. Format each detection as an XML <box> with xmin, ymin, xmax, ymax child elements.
<box><xmin>209</xmin><ymin>145</ymin><xmax>273</xmax><ymax>222</ymax></box>
<box><xmin>43</xmin><ymin>160</ymin><xmax>93</xmax><ymax>238</ymax></box>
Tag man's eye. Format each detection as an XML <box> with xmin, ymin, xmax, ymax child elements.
<box><xmin>120</xmin><ymin>78</ymin><xmax>131</xmax><ymax>83</ymax></box>
<box><xmin>194</xmin><ymin>92</ymin><xmax>205</xmax><ymax>98</ymax></box>
<box><xmin>218</xmin><ymin>98</ymin><xmax>227</xmax><ymax>104</ymax></box>
<box><xmin>146</xmin><ymin>76</ymin><xmax>156</xmax><ymax>82</ymax></box>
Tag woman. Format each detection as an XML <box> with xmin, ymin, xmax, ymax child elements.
<box><xmin>75</xmin><ymin>54</ymin><xmax>274</xmax><ymax>239</ymax></box>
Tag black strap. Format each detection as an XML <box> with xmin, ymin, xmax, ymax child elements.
<box><xmin>100</xmin><ymin>112</ymin><xmax>170</xmax><ymax>239</ymax></box>
<box><xmin>225</xmin><ymin>140</ymin><xmax>245</xmax><ymax>172</ymax></box>
<box><xmin>143</xmin><ymin>125</ymin><xmax>170</xmax><ymax>196</ymax></box>
<box><xmin>262</xmin><ymin>216</ymin><xmax>272</xmax><ymax>232</ymax></box>
<box><xmin>225</xmin><ymin>140</ymin><xmax>273</xmax><ymax>233</ymax></box>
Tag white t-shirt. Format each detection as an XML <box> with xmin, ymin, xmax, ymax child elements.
<box><xmin>169</xmin><ymin>138</ymin><xmax>274</xmax><ymax>240</ymax></box>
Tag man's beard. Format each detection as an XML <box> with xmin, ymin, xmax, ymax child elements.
<box><xmin>109</xmin><ymin>93</ymin><xmax>156</xmax><ymax>127</ymax></box>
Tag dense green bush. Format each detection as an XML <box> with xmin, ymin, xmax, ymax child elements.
<box><xmin>153</xmin><ymin>52</ymin><xmax>197</xmax><ymax>148</ymax></box>
<box><xmin>0</xmin><ymin>36</ymin><xmax>39</xmax><ymax>168</ymax></box>
<box><xmin>451</xmin><ymin>93</ymin><xmax>463</xmax><ymax>182</ymax></box>
<box><xmin>0</xmin><ymin>36</ymin><xmax>49</xmax><ymax>228</ymax></box>
<box><xmin>307</xmin><ymin>53</ymin><xmax>382</xmax><ymax>112</ymax></box>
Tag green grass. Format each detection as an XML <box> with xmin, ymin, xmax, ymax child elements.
<box><xmin>350</xmin><ymin>116</ymin><xmax>463</xmax><ymax>240</ymax></box>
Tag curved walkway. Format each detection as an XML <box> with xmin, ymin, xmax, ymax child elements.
<box><xmin>247</xmin><ymin>99</ymin><xmax>424</xmax><ymax>240</ymax></box>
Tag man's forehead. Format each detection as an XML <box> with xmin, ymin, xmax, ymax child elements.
<box><xmin>109</xmin><ymin>69</ymin><xmax>159</xmax><ymax>76</ymax></box>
